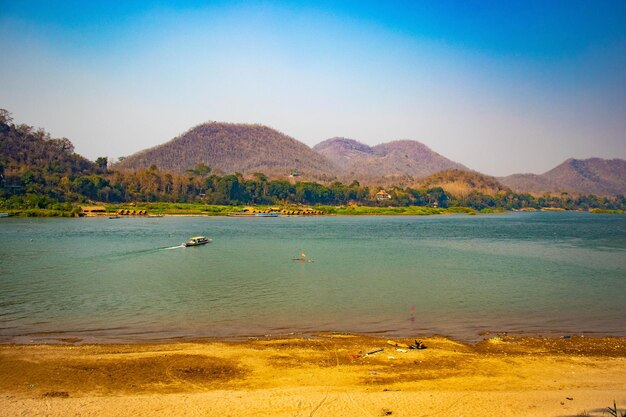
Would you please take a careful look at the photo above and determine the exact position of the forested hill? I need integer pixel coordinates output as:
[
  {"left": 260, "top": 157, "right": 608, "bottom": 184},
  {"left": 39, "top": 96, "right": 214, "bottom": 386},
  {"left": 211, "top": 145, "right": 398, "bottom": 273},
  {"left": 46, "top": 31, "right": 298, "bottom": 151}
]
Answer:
[
  {"left": 501, "top": 158, "right": 626, "bottom": 196},
  {"left": 0, "top": 110, "right": 102, "bottom": 202},
  {"left": 313, "top": 137, "right": 468, "bottom": 183},
  {"left": 116, "top": 122, "right": 339, "bottom": 181}
]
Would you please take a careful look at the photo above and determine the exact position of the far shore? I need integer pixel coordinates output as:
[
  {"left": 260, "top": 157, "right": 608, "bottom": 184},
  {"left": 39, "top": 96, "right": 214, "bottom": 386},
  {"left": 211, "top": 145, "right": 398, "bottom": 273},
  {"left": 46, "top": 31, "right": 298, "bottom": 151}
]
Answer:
[
  {"left": 3, "top": 203, "right": 623, "bottom": 218},
  {"left": 1, "top": 334, "right": 625, "bottom": 417}
]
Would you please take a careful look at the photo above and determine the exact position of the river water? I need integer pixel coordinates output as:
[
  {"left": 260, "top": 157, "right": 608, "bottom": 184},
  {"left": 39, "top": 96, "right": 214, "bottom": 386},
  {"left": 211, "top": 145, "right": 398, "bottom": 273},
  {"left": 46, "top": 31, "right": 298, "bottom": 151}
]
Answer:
[{"left": 1, "top": 212, "right": 624, "bottom": 343}]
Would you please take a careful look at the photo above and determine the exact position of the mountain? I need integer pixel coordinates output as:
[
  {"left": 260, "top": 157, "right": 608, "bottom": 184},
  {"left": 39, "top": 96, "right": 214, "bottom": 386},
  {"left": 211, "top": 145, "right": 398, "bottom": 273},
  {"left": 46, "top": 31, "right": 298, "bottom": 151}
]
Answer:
[
  {"left": 116, "top": 123, "right": 338, "bottom": 181},
  {"left": 112, "top": 120, "right": 625, "bottom": 196},
  {"left": 501, "top": 158, "right": 626, "bottom": 196},
  {"left": 415, "top": 169, "right": 510, "bottom": 196},
  {"left": 0, "top": 112, "right": 103, "bottom": 205},
  {"left": 0, "top": 119, "right": 97, "bottom": 180},
  {"left": 312, "top": 137, "right": 374, "bottom": 167},
  {"left": 313, "top": 137, "right": 469, "bottom": 183}
]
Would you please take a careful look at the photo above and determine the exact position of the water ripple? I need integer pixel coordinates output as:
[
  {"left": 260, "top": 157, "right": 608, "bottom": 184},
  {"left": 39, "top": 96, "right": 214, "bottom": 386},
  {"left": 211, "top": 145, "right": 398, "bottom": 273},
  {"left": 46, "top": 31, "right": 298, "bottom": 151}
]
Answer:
[{"left": 0, "top": 213, "right": 625, "bottom": 342}]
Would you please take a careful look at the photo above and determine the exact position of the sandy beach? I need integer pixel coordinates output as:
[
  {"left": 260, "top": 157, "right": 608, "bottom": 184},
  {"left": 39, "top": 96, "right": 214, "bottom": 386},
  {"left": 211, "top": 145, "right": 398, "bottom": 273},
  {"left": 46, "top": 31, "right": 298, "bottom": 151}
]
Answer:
[{"left": 1, "top": 334, "right": 625, "bottom": 417}]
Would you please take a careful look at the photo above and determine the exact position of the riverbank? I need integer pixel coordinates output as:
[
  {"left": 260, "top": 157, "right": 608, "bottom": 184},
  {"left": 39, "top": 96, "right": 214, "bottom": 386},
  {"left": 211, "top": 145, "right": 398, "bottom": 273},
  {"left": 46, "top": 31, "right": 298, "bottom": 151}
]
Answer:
[
  {"left": 5, "top": 202, "right": 624, "bottom": 218},
  {"left": 0, "top": 201, "right": 529, "bottom": 217},
  {"left": 0, "top": 203, "right": 479, "bottom": 217},
  {"left": 1, "top": 334, "right": 624, "bottom": 417}
]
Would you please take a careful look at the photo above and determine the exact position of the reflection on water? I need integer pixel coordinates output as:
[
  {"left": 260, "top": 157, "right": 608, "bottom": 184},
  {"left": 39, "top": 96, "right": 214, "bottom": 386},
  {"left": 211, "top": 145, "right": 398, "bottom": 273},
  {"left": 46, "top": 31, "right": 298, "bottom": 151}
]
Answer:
[{"left": 0, "top": 212, "right": 625, "bottom": 343}]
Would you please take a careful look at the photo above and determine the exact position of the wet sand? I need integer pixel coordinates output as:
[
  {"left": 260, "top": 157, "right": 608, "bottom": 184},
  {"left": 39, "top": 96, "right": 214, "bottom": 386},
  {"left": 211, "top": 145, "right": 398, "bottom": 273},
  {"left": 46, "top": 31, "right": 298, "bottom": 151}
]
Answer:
[{"left": 1, "top": 334, "right": 625, "bottom": 416}]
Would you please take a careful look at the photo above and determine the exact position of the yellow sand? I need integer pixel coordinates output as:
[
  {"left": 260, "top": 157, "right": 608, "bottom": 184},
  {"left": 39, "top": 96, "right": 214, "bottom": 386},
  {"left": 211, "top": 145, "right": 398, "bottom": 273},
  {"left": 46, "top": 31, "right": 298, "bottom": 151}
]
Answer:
[{"left": 1, "top": 334, "right": 625, "bottom": 416}]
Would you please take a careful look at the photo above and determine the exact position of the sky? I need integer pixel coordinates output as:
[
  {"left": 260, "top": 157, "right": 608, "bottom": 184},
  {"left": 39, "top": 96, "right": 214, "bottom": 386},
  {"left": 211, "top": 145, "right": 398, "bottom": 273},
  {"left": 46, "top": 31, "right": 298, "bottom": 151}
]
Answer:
[{"left": 1, "top": 0, "right": 625, "bottom": 176}]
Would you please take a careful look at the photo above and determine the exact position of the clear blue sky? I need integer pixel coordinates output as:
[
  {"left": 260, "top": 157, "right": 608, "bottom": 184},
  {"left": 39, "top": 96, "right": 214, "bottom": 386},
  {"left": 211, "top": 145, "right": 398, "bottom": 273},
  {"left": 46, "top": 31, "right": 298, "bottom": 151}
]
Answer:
[{"left": 1, "top": 0, "right": 625, "bottom": 176}]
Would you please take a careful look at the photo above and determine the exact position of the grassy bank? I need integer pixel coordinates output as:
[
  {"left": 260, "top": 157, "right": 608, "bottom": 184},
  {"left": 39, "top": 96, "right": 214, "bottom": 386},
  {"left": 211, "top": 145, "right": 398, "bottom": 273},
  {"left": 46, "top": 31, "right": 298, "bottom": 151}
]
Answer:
[
  {"left": 590, "top": 208, "right": 626, "bottom": 214},
  {"left": 104, "top": 202, "right": 242, "bottom": 216},
  {"left": 318, "top": 205, "right": 477, "bottom": 215},
  {"left": 103, "top": 203, "right": 479, "bottom": 216},
  {"left": 1, "top": 208, "right": 81, "bottom": 217},
  {"left": 9, "top": 201, "right": 624, "bottom": 218},
  {"left": 3, "top": 203, "right": 492, "bottom": 217}
]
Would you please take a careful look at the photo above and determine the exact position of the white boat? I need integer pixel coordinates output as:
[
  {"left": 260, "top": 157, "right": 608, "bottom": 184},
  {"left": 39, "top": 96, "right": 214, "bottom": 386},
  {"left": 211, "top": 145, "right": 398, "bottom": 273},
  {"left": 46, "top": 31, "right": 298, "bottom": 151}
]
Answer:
[{"left": 183, "top": 236, "right": 212, "bottom": 247}]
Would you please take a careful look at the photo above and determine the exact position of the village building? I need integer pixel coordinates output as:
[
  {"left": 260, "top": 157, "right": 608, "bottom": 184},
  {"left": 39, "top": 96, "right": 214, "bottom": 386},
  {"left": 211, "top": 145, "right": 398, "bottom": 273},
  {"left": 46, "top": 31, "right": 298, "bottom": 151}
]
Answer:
[
  {"left": 376, "top": 190, "right": 391, "bottom": 201},
  {"left": 80, "top": 206, "right": 106, "bottom": 216}
]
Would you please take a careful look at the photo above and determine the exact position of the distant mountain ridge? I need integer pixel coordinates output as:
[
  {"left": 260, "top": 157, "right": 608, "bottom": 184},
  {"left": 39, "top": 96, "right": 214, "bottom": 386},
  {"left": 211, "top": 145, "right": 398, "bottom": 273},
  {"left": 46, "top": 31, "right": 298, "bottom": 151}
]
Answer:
[
  {"left": 501, "top": 158, "right": 626, "bottom": 196},
  {"left": 313, "top": 137, "right": 468, "bottom": 183},
  {"left": 114, "top": 121, "right": 625, "bottom": 196},
  {"left": 116, "top": 122, "right": 338, "bottom": 181}
]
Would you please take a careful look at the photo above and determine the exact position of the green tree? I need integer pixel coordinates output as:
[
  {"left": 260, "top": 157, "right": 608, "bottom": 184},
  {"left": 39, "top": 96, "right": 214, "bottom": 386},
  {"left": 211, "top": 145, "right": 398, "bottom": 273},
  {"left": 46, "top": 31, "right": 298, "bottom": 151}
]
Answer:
[
  {"left": 95, "top": 157, "right": 108, "bottom": 170},
  {"left": 425, "top": 187, "right": 448, "bottom": 208},
  {"left": 268, "top": 180, "right": 294, "bottom": 202},
  {"left": 186, "top": 163, "right": 212, "bottom": 177},
  {"left": 214, "top": 175, "right": 241, "bottom": 204}
]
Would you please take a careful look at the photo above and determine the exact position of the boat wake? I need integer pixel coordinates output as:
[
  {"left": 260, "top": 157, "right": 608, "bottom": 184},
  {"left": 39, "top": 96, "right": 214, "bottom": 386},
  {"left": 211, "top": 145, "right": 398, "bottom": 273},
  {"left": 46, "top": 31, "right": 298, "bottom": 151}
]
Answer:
[{"left": 162, "top": 245, "right": 185, "bottom": 250}]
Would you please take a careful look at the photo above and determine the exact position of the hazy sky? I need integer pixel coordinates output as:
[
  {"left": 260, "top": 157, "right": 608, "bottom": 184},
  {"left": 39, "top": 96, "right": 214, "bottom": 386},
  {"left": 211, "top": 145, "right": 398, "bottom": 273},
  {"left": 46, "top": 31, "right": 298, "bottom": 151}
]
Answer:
[{"left": 1, "top": 1, "right": 625, "bottom": 176}]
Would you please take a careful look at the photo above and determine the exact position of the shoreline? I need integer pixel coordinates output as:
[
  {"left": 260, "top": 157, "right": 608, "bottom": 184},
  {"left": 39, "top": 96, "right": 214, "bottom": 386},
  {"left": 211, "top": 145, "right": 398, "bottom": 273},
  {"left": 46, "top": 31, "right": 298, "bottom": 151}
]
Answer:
[
  {"left": 3, "top": 207, "right": 624, "bottom": 218},
  {"left": 1, "top": 334, "right": 625, "bottom": 416},
  {"left": 4, "top": 327, "right": 626, "bottom": 346}
]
